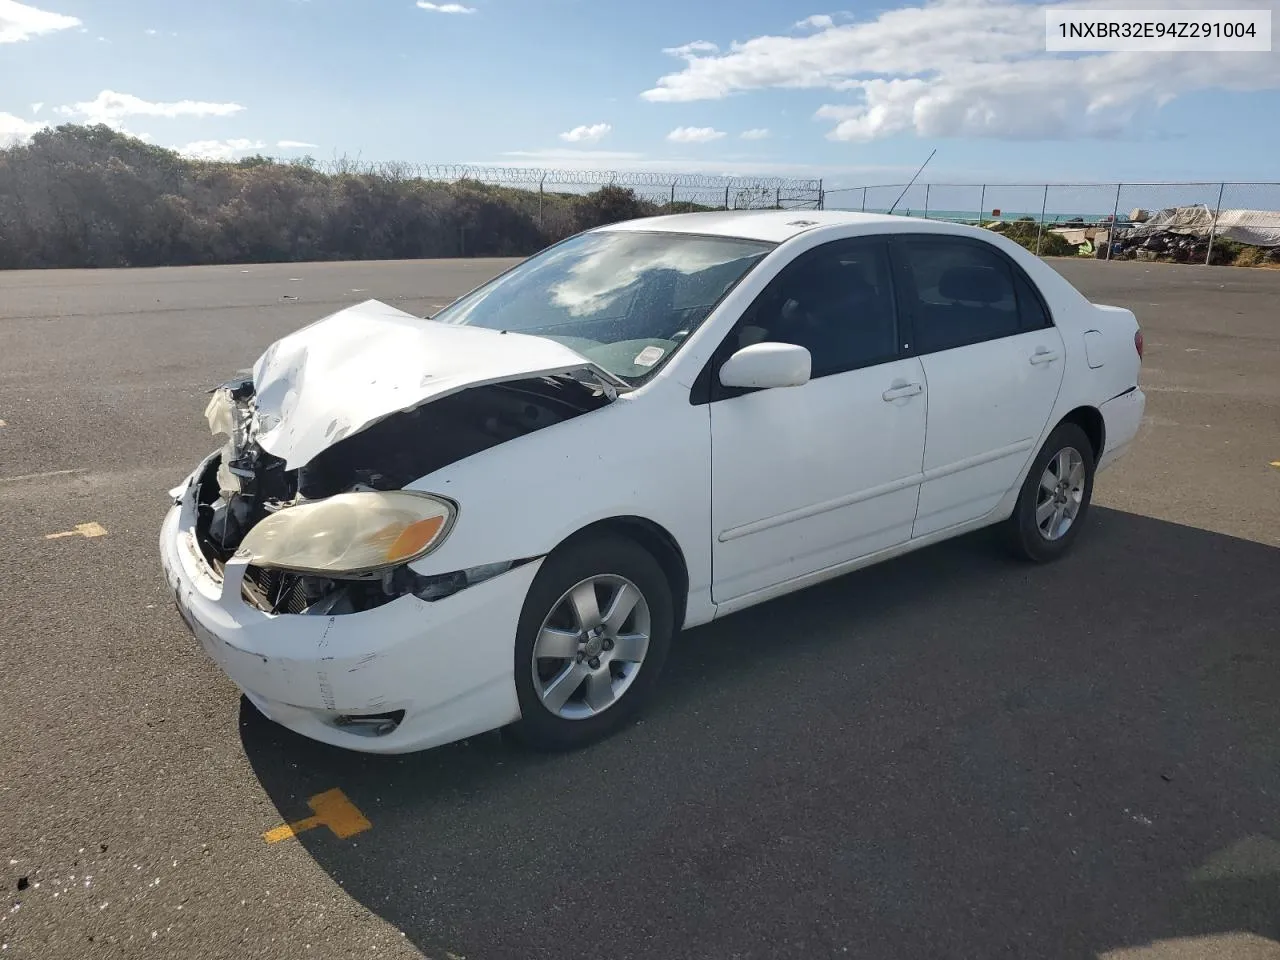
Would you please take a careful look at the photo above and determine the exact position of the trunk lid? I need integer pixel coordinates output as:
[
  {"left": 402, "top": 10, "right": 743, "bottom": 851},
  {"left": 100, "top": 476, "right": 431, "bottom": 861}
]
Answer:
[{"left": 249, "top": 299, "right": 620, "bottom": 468}]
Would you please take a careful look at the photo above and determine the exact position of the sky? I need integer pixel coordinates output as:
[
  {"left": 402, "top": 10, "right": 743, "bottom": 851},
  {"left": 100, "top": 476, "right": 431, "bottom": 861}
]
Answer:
[{"left": 1, "top": 0, "right": 1279, "bottom": 189}]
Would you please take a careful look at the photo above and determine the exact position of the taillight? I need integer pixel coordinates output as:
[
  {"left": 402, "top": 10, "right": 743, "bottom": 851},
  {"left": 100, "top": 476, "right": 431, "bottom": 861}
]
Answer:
[{"left": 1134, "top": 329, "right": 1144, "bottom": 360}]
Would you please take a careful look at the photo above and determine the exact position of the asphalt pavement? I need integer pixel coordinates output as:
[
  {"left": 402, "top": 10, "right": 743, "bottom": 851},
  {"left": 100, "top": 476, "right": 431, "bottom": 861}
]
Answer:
[{"left": 1, "top": 256, "right": 1278, "bottom": 960}]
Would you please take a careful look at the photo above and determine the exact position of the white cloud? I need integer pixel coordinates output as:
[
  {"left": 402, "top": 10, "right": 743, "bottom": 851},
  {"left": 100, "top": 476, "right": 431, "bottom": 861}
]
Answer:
[
  {"left": 0, "top": 0, "right": 80, "bottom": 43},
  {"left": 662, "top": 40, "right": 718, "bottom": 58},
  {"left": 795, "top": 14, "right": 833, "bottom": 30},
  {"left": 277, "top": 139, "right": 318, "bottom": 149},
  {"left": 144, "top": 28, "right": 157, "bottom": 35},
  {"left": 30, "top": 101, "right": 42, "bottom": 114},
  {"left": 559, "top": 122, "right": 612, "bottom": 143},
  {"left": 178, "top": 139, "right": 267, "bottom": 161},
  {"left": 739, "top": 127, "right": 771, "bottom": 140},
  {"left": 0, "top": 111, "right": 47, "bottom": 145},
  {"left": 55, "top": 90, "right": 245, "bottom": 130},
  {"left": 416, "top": 1, "right": 476, "bottom": 12},
  {"left": 667, "top": 125, "right": 727, "bottom": 144},
  {"left": 641, "top": 0, "right": 1280, "bottom": 141}
]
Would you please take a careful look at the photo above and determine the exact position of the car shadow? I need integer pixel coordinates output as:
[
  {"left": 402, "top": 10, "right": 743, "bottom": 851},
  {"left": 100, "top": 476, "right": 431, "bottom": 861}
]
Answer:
[{"left": 241, "top": 507, "right": 1280, "bottom": 960}]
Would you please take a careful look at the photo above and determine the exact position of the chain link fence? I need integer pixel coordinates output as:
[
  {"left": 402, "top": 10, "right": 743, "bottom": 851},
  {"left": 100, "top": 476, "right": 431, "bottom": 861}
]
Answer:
[
  {"left": 292, "top": 158, "right": 825, "bottom": 214},
  {"left": 822, "top": 181, "right": 1280, "bottom": 266}
]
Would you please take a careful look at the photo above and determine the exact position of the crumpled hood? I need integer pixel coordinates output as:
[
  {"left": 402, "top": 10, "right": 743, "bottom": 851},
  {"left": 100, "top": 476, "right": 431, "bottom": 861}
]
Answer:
[{"left": 250, "top": 299, "right": 613, "bottom": 469}]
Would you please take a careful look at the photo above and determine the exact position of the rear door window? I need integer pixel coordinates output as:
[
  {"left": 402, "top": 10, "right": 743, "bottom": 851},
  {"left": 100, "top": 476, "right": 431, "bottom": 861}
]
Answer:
[{"left": 897, "top": 238, "right": 1021, "bottom": 354}]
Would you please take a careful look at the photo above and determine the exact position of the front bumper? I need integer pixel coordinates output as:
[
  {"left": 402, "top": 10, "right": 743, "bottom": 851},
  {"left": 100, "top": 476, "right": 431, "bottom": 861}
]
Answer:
[{"left": 159, "top": 458, "right": 542, "bottom": 754}]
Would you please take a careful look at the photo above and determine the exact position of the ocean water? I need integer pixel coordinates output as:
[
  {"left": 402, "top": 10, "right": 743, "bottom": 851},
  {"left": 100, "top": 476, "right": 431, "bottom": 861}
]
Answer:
[{"left": 834, "top": 207, "right": 1109, "bottom": 224}]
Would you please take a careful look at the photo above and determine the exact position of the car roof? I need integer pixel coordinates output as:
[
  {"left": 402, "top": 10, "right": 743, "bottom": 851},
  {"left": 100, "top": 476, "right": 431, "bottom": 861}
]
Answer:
[{"left": 594, "top": 209, "right": 915, "bottom": 244}]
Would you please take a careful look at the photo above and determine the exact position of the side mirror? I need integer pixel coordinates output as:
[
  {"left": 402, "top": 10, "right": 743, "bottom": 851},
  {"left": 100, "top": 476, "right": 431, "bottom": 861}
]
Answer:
[{"left": 718, "top": 342, "right": 811, "bottom": 390}]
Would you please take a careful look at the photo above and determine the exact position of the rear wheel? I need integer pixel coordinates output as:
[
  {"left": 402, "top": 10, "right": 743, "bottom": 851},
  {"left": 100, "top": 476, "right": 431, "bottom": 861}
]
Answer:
[
  {"left": 507, "top": 534, "right": 674, "bottom": 751},
  {"left": 1004, "top": 422, "right": 1096, "bottom": 563}
]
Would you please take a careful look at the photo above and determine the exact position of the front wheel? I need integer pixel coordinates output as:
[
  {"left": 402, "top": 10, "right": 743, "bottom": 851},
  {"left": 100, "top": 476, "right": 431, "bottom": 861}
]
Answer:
[
  {"left": 1004, "top": 422, "right": 1096, "bottom": 563},
  {"left": 507, "top": 534, "right": 674, "bottom": 751}
]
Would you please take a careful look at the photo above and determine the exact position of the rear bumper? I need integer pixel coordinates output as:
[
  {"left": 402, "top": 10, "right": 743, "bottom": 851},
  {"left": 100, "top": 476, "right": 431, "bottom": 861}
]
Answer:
[
  {"left": 159, "top": 459, "right": 540, "bottom": 754},
  {"left": 1098, "top": 387, "right": 1146, "bottom": 472}
]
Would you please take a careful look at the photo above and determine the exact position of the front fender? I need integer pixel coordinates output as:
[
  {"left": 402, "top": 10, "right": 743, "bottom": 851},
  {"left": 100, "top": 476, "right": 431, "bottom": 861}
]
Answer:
[{"left": 401, "top": 387, "right": 713, "bottom": 609}]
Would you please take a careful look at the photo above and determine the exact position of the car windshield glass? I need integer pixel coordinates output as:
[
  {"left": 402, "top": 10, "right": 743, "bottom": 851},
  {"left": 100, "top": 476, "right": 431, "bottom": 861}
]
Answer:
[{"left": 430, "top": 230, "right": 774, "bottom": 382}]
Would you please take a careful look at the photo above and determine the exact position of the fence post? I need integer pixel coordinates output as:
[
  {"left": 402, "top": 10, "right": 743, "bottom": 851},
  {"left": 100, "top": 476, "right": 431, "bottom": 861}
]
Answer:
[
  {"left": 538, "top": 176, "right": 545, "bottom": 228},
  {"left": 725, "top": 186, "right": 731, "bottom": 210},
  {"left": 1035, "top": 184, "right": 1049, "bottom": 256},
  {"left": 1105, "top": 182, "right": 1121, "bottom": 262},
  {"left": 817, "top": 178, "right": 824, "bottom": 210},
  {"left": 670, "top": 183, "right": 676, "bottom": 209},
  {"left": 924, "top": 184, "right": 930, "bottom": 219},
  {"left": 1205, "top": 181, "right": 1226, "bottom": 266},
  {"left": 861, "top": 186, "right": 867, "bottom": 212},
  {"left": 776, "top": 187, "right": 781, "bottom": 209},
  {"left": 978, "top": 184, "right": 986, "bottom": 226}
]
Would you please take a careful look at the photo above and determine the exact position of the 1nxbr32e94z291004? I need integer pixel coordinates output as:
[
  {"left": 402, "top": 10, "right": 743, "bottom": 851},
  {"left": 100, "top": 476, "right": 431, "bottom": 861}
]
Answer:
[{"left": 159, "top": 210, "right": 1145, "bottom": 755}]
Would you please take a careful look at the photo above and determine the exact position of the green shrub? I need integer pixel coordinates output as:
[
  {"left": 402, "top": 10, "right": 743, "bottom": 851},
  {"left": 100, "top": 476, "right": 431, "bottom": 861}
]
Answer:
[
  {"left": 0, "top": 125, "right": 671, "bottom": 268},
  {"left": 1233, "top": 245, "right": 1267, "bottom": 267},
  {"left": 994, "top": 219, "right": 1077, "bottom": 257}
]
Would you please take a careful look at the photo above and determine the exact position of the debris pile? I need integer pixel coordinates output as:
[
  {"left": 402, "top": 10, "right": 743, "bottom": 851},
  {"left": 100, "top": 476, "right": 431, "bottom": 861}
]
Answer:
[{"left": 1038, "top": 204, "right": 1280, "bottom": 265}]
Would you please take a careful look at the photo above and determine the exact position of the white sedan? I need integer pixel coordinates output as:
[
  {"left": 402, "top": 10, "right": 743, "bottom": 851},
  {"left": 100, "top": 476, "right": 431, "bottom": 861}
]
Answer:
[{"left": 160, "top": 210, "right": 1145, "bottom": 754}]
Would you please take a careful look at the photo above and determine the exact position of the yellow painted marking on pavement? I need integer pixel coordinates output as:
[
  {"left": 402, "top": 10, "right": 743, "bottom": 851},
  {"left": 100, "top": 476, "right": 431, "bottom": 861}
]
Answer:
[
  {"left": 44, "top": 522, "right": 108, "bottom": 540},
  {"left": 263, "top": 788, "right": 371, "bottom": 844},
  {"left": 1270, "top": 461, "right": 1280, "bottom": 468},
  {"left": 263, "top": 817, "right": 320, "bottom": 844}
]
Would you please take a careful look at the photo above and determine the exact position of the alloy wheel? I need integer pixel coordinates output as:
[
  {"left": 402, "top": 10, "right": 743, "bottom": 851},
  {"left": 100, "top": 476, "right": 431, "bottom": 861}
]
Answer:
[
  {"left": 531, "top": 574, "right": 652, "bottom": 720},
  {"left": 1036, "top": 446, "right": 1086, "bottom": 541}
]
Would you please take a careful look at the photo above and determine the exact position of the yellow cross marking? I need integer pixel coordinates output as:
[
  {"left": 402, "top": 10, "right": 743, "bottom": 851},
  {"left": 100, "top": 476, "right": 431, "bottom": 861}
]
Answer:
[
  {"left": 45, "top": 522, "right": 108, "bottom": 540},
  {"left": 264, "top": 788, "right": 371, "bottom": 844}
]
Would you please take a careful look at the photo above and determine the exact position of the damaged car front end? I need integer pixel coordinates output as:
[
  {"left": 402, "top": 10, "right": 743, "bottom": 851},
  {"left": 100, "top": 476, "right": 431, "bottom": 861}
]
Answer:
[
  {"left": 194, "top": 371, "right": 604, "bottom": 617},
  {"left": 160, "top": 298, "right": 623, "bottom": 752},
  {"left": 162, "top": 227, "right": 776, "bottom": 754}
]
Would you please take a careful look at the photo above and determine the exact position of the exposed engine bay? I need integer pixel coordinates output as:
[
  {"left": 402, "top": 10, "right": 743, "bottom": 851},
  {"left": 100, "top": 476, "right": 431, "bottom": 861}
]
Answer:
[{"left": 193, "top": 373, "right": 612, "bottom": 615}]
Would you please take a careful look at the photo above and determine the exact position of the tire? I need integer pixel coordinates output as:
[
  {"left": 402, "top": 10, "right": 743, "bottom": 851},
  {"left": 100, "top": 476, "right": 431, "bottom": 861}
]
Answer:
[
  {"left": 506, "top": 534, "right": 674, "bottom": 751},
  {"left": 1004, "top": 422, "right": 1096, "bottom": 563}
]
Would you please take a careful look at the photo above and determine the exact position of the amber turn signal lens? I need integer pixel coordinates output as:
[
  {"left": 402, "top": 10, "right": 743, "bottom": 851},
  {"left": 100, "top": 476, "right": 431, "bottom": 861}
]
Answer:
[{"left": 386, "top": 515, "right": 446, "bottom": 562}]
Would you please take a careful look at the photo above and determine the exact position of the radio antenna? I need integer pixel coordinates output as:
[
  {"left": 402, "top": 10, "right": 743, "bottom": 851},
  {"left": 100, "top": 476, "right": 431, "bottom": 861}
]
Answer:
[{"left": 887, "top": 148, "right": 937, "bottom": 215}]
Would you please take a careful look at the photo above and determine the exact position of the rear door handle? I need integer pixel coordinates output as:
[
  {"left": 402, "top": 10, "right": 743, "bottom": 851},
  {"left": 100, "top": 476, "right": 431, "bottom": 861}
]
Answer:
[
  {"left": 1030, "top": 349, "right": 1061, "bottom": 365},
  {"left": 882, "top": 382, "right": 923, "bottom": 401}
]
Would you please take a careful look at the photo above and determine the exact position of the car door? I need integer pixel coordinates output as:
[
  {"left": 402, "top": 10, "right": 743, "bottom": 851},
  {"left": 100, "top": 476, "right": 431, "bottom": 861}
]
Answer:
[
  {"left": 891, "top": 235, "right": 1066, "bottom": 540},
  {"left": 700, "top": 237, "right": 928, "bottom": 604}
]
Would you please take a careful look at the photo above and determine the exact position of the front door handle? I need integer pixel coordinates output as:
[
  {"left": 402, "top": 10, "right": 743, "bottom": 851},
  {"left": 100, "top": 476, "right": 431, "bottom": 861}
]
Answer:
[
  {"left": 1030, "top": 349, "right": 1061, "bottom": 365},
  {"left": 882, "top": 382, "right": 923, "bottom": 401}
]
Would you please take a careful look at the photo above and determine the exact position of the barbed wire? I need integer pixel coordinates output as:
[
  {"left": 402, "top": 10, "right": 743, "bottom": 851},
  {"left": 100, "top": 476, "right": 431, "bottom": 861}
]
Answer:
[{"left": 291, "top": 158, "right": 823, "bottom": 192}]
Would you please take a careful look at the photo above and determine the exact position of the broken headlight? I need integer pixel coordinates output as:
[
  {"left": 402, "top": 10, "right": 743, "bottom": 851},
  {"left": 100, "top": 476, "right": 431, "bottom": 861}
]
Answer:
[{"left": 235, "top": 490, "right": 457, "bottom": 575}]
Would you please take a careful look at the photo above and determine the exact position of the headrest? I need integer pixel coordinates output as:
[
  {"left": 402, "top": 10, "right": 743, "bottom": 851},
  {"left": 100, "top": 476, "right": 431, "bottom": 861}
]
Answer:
[
  {"left": 793, "top": 261, "right": 875, "bottom": 300},
  {"left": 938, "top": 265, "right": 1006, "bottom": 304}
]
